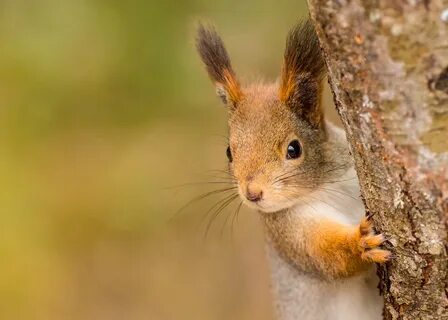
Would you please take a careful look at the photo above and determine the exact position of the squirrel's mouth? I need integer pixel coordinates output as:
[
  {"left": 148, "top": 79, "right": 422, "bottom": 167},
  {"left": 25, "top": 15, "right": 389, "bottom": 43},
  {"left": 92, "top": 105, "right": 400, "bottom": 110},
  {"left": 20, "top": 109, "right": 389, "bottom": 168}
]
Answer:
[
  {"left": 237, "top": 189, "right": 302, "bottom": 213},
  {"left": 242, "top": 198, "right": 263, "bottom": 209},
  {"left": 240, "top": 195, "right": 290, "bottom": 213},
  {"left": 237, "top": 191, "right": 265, "bottom": 211},
  {"left": 237, "top": 183, "right": 297, "bottom": 213}
]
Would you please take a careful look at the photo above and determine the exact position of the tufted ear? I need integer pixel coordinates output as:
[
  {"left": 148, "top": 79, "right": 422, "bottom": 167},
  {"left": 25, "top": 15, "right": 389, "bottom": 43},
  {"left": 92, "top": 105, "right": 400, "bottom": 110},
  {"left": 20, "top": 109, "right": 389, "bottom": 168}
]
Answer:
[
  {"left": 279, "top": 20, "right": 326, "bottom": 128},
  {"left": 196, "top": 24, "right": 243, "bottom": 108}
]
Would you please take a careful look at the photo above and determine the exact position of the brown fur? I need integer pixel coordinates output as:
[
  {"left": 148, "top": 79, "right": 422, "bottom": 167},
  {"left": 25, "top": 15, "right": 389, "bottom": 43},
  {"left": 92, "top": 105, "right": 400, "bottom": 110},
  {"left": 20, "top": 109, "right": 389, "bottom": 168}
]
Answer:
[
  {"left": 263, "top": 213, "right": 390, "bottom": 280},
  {"left": 280, "top": 21, "right": 326, "bottom": 128},
  {"left": 196, "top": 20, "right": 390, "bottom": 280},
  {"left": 221, "top": 68, "right": 243, "bottom": 103},
  {"left": 196, "top": 24, "right": 242, "bottom": 105}
]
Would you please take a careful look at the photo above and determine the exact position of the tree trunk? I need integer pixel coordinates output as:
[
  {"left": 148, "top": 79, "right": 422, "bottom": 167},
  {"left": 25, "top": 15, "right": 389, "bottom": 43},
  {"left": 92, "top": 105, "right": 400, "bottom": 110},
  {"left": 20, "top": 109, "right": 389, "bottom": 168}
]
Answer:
[{"left": 307, "top": 1, "right": 448, "bottom": 319}]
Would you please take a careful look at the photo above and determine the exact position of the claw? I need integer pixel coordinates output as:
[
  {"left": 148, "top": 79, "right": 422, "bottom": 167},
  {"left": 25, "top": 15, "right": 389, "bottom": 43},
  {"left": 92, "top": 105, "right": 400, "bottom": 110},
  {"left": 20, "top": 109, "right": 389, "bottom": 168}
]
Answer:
[
  {"left": 357, "top": 217, "right": 391, "bottom": 264},
  {"left": 360, "top": 234, "right": 385, "bottom": 249},
  {"left": 359, "top": 217, "right": 373, "bottom": 236},
  {"left": 362, "top": 249, "right": 392, "bottom": 263}
]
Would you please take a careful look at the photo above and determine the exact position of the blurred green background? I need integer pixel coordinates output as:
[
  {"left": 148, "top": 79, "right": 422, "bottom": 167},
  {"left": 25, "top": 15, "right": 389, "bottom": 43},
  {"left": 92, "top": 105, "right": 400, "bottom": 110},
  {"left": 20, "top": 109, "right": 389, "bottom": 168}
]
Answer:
[{"left": 0, "top": 1, "right": 335, "bottom": 319}]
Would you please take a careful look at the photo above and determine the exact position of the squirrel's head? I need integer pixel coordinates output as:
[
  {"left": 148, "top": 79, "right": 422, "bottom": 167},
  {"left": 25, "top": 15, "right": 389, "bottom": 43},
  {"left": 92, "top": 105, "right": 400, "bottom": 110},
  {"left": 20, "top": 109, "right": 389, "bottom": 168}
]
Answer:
[{"left": 196, "top": 21, "right": 340, "bottom": 213}]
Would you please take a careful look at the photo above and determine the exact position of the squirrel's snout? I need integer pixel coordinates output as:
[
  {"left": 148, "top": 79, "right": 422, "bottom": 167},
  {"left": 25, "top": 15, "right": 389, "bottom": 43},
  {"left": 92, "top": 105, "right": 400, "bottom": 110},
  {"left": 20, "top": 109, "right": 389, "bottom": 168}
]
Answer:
[
  {"left": 246, "top": 187, "right": 263, "bottom": 203},
  {"left": 239, "top": 174, "right": 266, "bottom": 204}
]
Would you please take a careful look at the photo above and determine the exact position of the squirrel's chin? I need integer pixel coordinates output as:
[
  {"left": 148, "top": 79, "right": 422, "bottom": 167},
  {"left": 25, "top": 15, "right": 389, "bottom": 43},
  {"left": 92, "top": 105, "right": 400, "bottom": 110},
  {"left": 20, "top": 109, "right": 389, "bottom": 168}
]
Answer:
[{"left": 243, "top": 199, "right": 293, "bottom": 213}]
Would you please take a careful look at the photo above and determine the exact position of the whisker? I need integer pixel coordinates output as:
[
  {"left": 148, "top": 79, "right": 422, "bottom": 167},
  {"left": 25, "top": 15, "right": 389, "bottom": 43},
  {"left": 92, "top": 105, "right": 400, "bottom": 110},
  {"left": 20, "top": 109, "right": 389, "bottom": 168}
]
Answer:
[
  {"left": 204, "top": 193, "right": 239, "bottom": 239},
  {"left": 315, "top": 187, "right": 359, "bottom": 200},
  {"left": 281, "top": 182, "right": 358, "bottom": 200},
  {"left": 294, "top": 195, "right": 318, "bottom": 213},
  {"left": 231, "top": 200, "right": 244, "bottom": 238},
  {"left": 199, "top": 192, "right": 237, "bottom": 229},
  {"left": 320, "top": 163, "right": 349, "bottom": 175},
  {"left": 164, "top": 181, "right": 235, "bottom": 190},
  {"left": 221, "top": 196, "right": 241, "bottom": 238},
  {"left": 318, "top": 177, "right": 357, "bottom": 184},
  {"left": 283, "top": 193, "right": 318, "bottom": 214},
  {"left": 303, "top": 191, "right": 344, "bottom": 212},
  {"left": 273, "top": 167, "right": 301, "bottom": 183},
  {"left": 275, "top": 162, "right": 349, "bottom": 185},
  {"left": 170, "top": 186, "right": 238, "bottom": 222},
  {"left": 202, "top": 169, "right": 233, "bottom": 176}
]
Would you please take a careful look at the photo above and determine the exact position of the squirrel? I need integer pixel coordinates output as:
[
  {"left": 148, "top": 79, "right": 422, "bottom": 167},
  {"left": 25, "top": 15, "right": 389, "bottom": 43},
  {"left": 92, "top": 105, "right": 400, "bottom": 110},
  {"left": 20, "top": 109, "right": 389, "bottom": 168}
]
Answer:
[{"left": 196, "top": 20, "right": 391, "bottom": 320}]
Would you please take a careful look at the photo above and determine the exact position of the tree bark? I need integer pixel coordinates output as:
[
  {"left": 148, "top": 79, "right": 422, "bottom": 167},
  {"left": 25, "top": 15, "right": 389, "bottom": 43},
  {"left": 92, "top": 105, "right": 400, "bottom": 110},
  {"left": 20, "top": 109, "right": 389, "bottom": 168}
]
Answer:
[{"left": 307, "top": 1, "right": 448, "bottom": 319}]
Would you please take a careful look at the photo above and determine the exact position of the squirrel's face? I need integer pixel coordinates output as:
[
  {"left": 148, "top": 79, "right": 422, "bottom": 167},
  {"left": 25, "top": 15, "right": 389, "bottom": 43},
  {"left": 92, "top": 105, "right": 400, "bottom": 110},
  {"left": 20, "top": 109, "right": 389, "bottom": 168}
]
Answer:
[
  {"left": 197, "top": 21, "right": 328, "bottom": 213},
  {"left": 226, "top": 85, "right": 327, "bottom": 212}
]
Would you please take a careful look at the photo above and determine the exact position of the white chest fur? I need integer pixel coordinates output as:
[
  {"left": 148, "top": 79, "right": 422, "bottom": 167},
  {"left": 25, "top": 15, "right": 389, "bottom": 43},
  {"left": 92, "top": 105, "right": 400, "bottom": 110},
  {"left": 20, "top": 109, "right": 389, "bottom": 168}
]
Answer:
[
  {"left": 266, "top": 169, "right": 383, "bottom": 320},
  {"left": 303, "top": 168, "right": 365, "bottom": 223},
  {"left": 268, "top": 246, "right": 383, "bottom": 320}
]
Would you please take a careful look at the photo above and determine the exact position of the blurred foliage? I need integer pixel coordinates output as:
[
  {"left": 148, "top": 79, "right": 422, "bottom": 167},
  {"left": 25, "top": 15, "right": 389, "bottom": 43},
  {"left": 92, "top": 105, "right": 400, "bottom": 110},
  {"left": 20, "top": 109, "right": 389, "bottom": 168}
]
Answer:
[{"left": 0, "top": 0, "right": 315, "bottom": 319}]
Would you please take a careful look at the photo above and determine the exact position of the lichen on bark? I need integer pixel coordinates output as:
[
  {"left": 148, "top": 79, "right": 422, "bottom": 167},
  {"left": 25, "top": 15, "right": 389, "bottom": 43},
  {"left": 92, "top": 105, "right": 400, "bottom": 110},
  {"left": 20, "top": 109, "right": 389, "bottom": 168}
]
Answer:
[{"left": 307, "top": 0, "right": 448, "bottom": 319}]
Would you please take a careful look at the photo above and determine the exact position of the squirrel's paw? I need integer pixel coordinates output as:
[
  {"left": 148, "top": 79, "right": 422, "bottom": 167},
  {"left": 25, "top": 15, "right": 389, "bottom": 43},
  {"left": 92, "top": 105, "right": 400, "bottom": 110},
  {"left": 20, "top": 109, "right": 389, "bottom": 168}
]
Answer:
[{"left": 358, "top": 217, "right": 391, "bottom": 264}]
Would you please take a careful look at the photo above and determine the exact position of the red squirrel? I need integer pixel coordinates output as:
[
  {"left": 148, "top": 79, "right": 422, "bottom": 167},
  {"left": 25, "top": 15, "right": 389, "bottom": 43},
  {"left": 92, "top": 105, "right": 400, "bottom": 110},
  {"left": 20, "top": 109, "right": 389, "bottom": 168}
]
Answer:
[{"left": 196, "top": 20, "right": 391, "bottom": 320}]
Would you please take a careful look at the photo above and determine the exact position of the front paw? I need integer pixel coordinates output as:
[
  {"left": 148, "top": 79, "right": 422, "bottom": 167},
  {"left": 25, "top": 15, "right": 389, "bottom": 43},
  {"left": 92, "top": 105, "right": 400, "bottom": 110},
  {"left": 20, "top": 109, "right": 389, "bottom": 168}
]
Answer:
[{"left": 358, "top": 217, "right": 391, "bottom": 263}]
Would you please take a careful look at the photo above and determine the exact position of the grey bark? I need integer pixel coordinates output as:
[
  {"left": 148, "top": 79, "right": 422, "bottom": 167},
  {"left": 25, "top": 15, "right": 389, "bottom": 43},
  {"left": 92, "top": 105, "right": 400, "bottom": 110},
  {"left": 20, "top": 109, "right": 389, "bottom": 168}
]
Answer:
[{"left": 307, "top": 1, "right": 448, "bottom": 319}]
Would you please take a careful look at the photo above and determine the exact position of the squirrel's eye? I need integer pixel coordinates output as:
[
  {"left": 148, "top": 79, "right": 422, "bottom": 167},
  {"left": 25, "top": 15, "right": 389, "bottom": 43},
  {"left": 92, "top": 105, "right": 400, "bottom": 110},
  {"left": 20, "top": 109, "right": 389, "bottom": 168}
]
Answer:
[
  {"left": 286, "top": 140, "right": 302, "bottom": 160},
  {"left": 226, "top": 146, "right": 233, "bottom": 162}
]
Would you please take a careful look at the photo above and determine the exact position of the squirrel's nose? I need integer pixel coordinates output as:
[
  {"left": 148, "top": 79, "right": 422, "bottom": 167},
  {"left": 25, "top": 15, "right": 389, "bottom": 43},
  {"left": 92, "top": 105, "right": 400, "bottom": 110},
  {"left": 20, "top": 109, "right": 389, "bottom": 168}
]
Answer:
[{"left": 246, "top": 187, "right": 263, "bottom": 202}]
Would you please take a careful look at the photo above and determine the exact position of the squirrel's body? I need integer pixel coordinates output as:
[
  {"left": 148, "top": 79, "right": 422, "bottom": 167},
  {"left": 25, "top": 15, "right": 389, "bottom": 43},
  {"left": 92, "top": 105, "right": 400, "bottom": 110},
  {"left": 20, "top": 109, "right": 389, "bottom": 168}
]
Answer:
[
  {"left": 264, "top": 122, "right": 383, "bottom": 320},
  {"left": 268, "top": 246, "right": 382, "bottom": 320},
  {"left": 196, "top": 20, "right": 390, "bottom": 319}
]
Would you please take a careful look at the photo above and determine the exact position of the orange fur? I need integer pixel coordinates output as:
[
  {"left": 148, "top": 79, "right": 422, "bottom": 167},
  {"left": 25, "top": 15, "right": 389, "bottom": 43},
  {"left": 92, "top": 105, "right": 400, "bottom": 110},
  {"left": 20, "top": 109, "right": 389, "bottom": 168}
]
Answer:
[
  {"left": 279, "top": 68, "right": 296, "bottom": 102},
  {"left": 307, "top": 217, "right": 390, "bottom": 278},
  {"left": 197, "top": 21, "right": 391, "bottom": 286},
  {"left": 222, "top": 68, "right": 243, "bottom": 103}
]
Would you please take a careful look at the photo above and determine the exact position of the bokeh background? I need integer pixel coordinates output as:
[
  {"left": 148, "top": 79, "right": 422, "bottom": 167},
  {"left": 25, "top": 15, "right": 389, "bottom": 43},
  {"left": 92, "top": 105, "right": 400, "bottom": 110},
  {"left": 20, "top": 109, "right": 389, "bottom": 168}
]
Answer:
[{"left": 0, "top": 1, "right": 338, "bottom": 319}]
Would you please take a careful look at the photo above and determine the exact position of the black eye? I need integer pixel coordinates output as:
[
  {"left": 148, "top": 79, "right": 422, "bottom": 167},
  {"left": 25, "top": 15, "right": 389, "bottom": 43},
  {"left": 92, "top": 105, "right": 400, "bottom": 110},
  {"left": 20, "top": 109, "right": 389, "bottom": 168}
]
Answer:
[
  {"left": 226, "top": 146, "right": 233, "bottom": 162},
  {"left": 286, "top": 140, "right": 302, "bottom": 160}
]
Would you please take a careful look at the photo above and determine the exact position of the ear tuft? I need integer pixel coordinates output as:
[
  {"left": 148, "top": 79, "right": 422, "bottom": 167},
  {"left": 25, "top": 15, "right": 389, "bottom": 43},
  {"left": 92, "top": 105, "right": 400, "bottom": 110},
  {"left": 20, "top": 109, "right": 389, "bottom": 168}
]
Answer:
[
  {"left": 280, "top": 20, "right": 325, "bottom": 101},
  {"left": 196, "top": 24, "right": 243, "bottom": 106},
  {"left": 280, "top": 20, "right": 326, "bottom": 126}
]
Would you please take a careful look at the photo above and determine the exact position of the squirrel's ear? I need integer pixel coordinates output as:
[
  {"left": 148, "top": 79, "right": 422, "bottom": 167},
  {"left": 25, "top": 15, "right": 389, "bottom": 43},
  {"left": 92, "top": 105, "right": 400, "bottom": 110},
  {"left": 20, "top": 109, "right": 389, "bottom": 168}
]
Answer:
[
  {"left": 279, "top": 20, "right": 326, "bottom": 128},
  {"left": 196, "top": 24, "right": 243, "bottom": 107}
]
